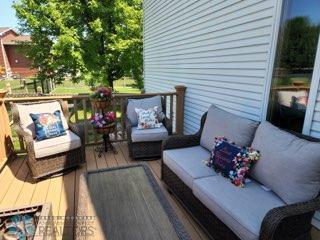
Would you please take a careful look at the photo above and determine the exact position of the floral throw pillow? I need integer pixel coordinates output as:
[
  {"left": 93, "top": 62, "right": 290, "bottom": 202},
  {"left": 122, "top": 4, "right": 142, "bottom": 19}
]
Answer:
[
  {"left": 204, "top": 137, "right": 260, "bottom": 187},
  {"left": 30, "top": 110, "right": 66, "bottom": 141},
  {"left": 135, "top": 106, "right": 162, "bottom": 130}
]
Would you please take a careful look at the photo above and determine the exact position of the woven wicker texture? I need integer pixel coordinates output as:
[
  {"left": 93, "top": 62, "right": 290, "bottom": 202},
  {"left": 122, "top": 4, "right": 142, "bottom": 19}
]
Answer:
[
  {"left": 125, "top": 96, "right": 172, "bottom": 159},
  {"left": 161, "top": 112, "right": 320, "bottom": 240},
  {"left": 12, "top": 100, "right": 86, "bottom": 179}
]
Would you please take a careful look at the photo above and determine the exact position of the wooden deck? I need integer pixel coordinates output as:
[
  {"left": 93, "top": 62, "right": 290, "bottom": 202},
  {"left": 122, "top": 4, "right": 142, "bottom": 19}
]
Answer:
[{"left": 0, "top": 143, "right": 209, "bottom": 240}]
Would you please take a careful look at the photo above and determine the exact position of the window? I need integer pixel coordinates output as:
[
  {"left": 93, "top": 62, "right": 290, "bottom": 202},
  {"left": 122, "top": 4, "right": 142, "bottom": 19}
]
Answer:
[{"left": 267, "top": 0, "right": 320, "bottom": 133}]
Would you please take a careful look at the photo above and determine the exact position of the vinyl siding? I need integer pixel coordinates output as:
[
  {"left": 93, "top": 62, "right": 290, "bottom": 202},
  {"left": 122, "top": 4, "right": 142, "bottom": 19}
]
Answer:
[
  {"left": 310, "top": 83, "right": 320, "bottom": 228},
  {"left": 310, "top": 87, "right": 320, "bottom": 138},
  {"left": 144, "top": 0, "right": 279, "bottom": 134}
]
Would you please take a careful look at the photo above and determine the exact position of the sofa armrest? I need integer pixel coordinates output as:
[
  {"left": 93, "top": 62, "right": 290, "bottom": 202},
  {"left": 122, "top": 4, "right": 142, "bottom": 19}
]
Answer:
[
  {"left": 125, "top": 117, "right": 132, "bottom": 142},
  {"left": 69, "top": 122, "right": 85, "bottom": 144},
  {"left": 162, "top": 112, "right": 206, "bottom": 151},
  {"left": 260, "top": 196, "right": 320, "bottom": 240},
  {"left": 163, "top": 117, "right": 172, "bottom": 135},
  {"left": 14, "top": 123, "right": 35, "bottom": 159},
  {"left": 162, "top": 133, "right": 201, "bottom": 151},
  {"left": 69, "top": 122, "right": 86, "bottom": 163}
]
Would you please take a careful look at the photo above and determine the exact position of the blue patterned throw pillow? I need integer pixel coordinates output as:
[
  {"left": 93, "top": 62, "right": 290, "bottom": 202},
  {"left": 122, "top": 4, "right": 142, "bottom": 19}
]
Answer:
[
  {"left": 205, "top": 137, "right": 260, "bottom": 187},
  {"left": 30, "top": 110, "right": 66, "bottom": 141}
]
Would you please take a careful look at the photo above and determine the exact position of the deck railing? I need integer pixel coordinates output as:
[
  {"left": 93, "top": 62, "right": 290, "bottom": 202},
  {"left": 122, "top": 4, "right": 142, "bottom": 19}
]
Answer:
[{"left": 0, "top": 85, "right": 186, "bottom": 158}]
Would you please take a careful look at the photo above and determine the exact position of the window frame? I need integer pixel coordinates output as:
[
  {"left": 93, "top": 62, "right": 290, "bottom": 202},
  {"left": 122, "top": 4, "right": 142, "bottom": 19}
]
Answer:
[{"left": 263, "top": 0, "right": 320, "bottom": 135}]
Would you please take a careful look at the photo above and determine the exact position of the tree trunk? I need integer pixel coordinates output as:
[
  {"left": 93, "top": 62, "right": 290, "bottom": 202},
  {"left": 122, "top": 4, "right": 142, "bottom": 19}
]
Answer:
[
  {"left": 46, "top": 79, "right": 50, "bottom": 93},
  {"left": 107, "top": 71, "right": 114, "bottom": 89},
  {"left": 109, "top": 79, "right": 114, "bottom": 89},
  {"left": 41, "top": 78, "right": 45, "bottom": 93}
]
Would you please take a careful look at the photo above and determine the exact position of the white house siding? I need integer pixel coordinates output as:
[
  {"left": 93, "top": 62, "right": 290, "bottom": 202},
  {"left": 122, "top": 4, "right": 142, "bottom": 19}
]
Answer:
[
  {"left": 311, "top": 88, "right": 320, "bottom": 227},
  {"left": 310, "top": 88, "right": 320, "bottom": 138},
  {"left": 144, "top": 0, "right": 280, "bottom": 134}
]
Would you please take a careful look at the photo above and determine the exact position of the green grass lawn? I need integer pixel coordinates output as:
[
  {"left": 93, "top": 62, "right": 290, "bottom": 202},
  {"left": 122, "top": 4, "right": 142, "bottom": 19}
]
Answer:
[
  {"left": 0, "top": 78, "right": 37, "bottom": 94},
  {"left": 50, "top": 81, "right": 91, "bottom": 94},
  {"left": 1, "top": 77, "right": 141, "bottom": 95},
  {"left": 49, "top": 78, "right": 141, "bottom": 94}
]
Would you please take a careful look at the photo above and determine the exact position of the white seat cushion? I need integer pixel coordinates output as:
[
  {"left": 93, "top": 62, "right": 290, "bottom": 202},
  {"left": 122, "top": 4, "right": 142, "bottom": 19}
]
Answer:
[
  {"left": 193, "top": 176, "right": 285, "bottom": 240},
  {"left": 163, "top": 146, "right": 215, "bottom": 188},
  {"left": 16, "top": 101, "right": 69, "bottom": 138},
  {"left": 34, "top": 130, "right": 81, "bottom": 158},
  {"left": 131, "top": 126, "right": 168, "bottom": 142}
]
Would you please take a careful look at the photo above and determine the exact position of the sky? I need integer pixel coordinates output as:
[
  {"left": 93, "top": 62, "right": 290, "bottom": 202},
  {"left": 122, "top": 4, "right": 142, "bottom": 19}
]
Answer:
[
  {"left": 0, "top": 0, "right": 18, "bottom": 29},
  {"left": 290, "top": 0, "right": 320, "bottom": 24},
  {"left": 0, "top": 0, "right": 320, "bottom": 30}
]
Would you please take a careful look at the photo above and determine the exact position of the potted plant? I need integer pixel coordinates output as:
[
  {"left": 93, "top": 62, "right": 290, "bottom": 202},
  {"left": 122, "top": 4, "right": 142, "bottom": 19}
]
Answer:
[
  {"left": 90, "top": 111, "right": 116, "bottom": 134},
  {"left": 90, "top": 87, "right": 113, "bottom": 109}
]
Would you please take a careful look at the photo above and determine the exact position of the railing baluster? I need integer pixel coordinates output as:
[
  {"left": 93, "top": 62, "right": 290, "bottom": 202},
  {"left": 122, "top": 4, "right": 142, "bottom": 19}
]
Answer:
[
  {"left": 112, "top": 98, "right": 118, "bottom": 141},
  {"left": 170, "top": 94, "right": 174, "bottom": 130},
  {"left": 120, "top": 97, "right": 126, "bottom": 140},
  {"left": 82, "top": 99, "right": 89, "bottom": 144},
  {"left": 73, "top": 99, "right": 78, "bottom": 123},
  {"left": 164, "top": 95, "right": 167, "bottom": 117},
  {"left": 92, "top": 101, "right": 98, "bottom": 144},
  {"left": 18, "top": 136, "right": 25, "bottom": 151}
]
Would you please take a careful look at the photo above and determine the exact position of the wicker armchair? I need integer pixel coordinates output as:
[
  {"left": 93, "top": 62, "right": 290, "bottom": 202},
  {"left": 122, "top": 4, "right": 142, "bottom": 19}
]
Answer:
[
  {"left": 125, "top": 96, "right": 172, "bottom": 159},
  {"left": 162, "top": 112, "right": 320, "bottom": 240},
  {"left": 12, "top": 100, "right": 86, "bottom": 179}
]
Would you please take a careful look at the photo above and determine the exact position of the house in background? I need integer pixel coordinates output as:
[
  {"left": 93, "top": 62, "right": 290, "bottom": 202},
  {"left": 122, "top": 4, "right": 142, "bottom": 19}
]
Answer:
[
  {"left": 0, "top": 27, "right": 37, "bottom": 78},
  {"left": 143, "top": 0, "right": 320, "bottom": 230}
]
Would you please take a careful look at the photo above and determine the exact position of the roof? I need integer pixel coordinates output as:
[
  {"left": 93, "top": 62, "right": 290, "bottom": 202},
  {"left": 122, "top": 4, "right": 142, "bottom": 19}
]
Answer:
[
  {"left": 2, "top": 35, "right": 31, "bottom": 45},
  {"left": 0, "top": 27, "right": 14, "bottom": 35}
]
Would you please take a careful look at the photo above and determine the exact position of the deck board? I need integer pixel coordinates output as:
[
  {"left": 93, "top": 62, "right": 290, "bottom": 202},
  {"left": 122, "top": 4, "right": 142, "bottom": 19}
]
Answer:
[
  {"left": 0, "top": 156, "right": 25, "bottom": 204},
  {"left": 0, "top": 142, "right": 209, "bottom": 240},
  {"left": 15, "top": 173, "right": 36, "bottom": 207}
]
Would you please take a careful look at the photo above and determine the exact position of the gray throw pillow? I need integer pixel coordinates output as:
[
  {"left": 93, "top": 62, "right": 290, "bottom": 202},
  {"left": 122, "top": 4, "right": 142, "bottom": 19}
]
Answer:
[
  {"left": 250, "top": 121, "right": 320, "bottom": 204},
  {"left": 127, "top": 96, "right": 165, "bottom": 126},
  {"left": 200, "top": 105, "right": 258, "bottom": 151}
]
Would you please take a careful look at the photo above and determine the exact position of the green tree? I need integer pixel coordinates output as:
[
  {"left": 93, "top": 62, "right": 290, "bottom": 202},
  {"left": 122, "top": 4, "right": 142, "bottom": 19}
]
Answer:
[
  {"left": 280, "top": 17, "right": 320, "bottom": 70},
  {"left": 13, "top": 0, "right": 143, "bottom": 91}
]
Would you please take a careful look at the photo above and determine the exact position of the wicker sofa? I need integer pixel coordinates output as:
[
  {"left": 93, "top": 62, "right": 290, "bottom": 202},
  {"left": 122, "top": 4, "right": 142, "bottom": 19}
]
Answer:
[
  {"left": 12, "top": 100, "right": 86, "bottom": 179},
  {"left": 162, "top": 105, "right": 320, "bottom": 240}
]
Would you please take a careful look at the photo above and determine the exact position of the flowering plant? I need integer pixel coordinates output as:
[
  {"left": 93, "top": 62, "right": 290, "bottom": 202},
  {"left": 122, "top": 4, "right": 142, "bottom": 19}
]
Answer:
[
  {"left": 204, "top": 137, "right": 260, "bottom": 187},
  {"left": 90, "top": 112, "right": 116, "bottom": 128},
  {"left": 90, "top": 87, "right": 113, "bottom": 102}
]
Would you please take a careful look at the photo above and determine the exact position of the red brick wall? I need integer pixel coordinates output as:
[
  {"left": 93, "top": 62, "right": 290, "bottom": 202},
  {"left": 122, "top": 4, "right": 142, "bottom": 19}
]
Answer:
[
  {"left": 1, "top": 30, "right": 18, "bottom": 42},
  {"left": 0, "top": 40, "right": 5, "bottom": 67},
  {"left": 1, "top": 30, "right": 37, "bottom": 77},
  {"left": 4, "top": 45, "right": 36, "bottom": 77}
]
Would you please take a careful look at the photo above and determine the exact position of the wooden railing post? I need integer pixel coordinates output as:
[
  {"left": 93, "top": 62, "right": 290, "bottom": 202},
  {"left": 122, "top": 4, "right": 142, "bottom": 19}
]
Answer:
[
  {"left": 0, "top": 91, "right": 15, "bottom": 168},
  {"left": 175, "top": 85, "right": 186, "bottom": 135}
]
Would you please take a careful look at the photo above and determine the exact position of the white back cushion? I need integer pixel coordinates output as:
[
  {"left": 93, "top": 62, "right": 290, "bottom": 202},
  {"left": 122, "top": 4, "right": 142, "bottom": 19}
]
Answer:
[
  {"left": 16, "top": 101, "right": 69, "bottom": 138},
  {"left": 127, "top": 96, "right": 165, "bottom": 126},
  {"left": 200, "top": 105, "right": 258, "bottom": 151}
]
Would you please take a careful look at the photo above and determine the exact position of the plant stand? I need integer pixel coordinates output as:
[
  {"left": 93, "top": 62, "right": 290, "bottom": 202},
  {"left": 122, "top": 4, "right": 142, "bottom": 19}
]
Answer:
[
  {"left": 91, "top": 89, "right": 117, "bottom": 158},
  {"left": 95, "top": 133, "right": 118, "bottom": 157},
  {"left": 104, "top": 133, "right": 117, "bottom": 153},
  {"left": 93, "top": 123, "right": 118, "bottom": 157}
]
